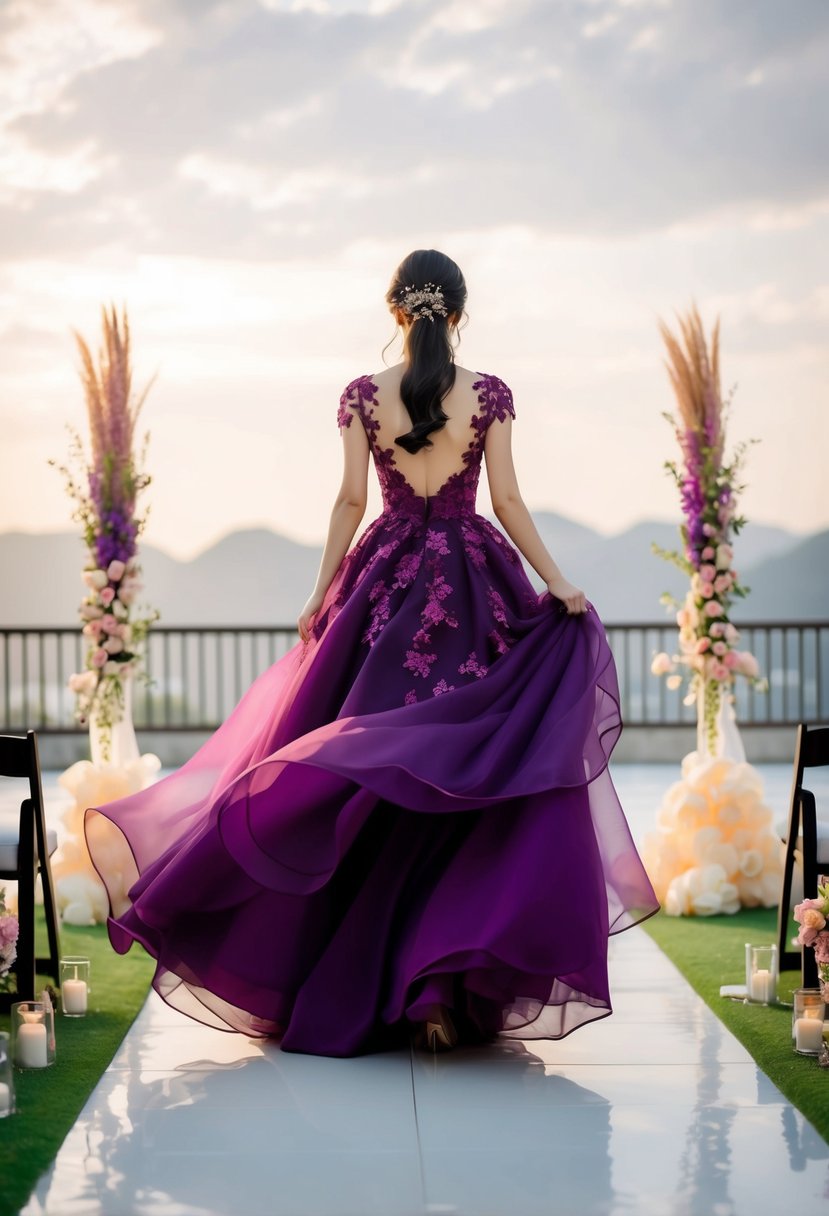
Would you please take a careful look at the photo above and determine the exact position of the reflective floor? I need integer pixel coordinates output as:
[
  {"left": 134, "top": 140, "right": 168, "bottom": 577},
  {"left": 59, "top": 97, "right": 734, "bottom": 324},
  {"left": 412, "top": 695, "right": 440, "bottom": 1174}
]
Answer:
[{"left": 12, "top": 766, "right": 829, "bottom": 1215}]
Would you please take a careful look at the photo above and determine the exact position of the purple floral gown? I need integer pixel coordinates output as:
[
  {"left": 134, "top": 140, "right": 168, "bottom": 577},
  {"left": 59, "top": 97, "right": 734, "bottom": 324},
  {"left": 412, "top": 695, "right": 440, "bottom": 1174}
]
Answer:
[{"left": 86, "top": 373, "right": 658, "bottom": 1056}]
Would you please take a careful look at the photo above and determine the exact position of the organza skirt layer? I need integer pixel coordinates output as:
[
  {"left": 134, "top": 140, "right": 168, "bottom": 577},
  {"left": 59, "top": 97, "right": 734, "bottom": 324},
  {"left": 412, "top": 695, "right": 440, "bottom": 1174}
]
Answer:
[{"left": 86, "top": 507, "right": 658, "bottom": 1056}]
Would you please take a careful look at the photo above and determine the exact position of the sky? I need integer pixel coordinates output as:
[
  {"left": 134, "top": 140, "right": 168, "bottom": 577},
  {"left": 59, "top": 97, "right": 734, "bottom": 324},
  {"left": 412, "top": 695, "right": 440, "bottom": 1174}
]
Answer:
[{"left": 0, "top": 0, "right": 827, "bottom": 559}]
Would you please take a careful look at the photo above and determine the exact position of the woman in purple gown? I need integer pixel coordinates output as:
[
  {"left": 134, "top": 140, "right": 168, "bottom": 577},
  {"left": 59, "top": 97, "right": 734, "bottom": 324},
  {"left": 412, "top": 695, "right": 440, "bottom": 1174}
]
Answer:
[{"left": 86, "top": 249, "right": 658, "bottom": 1057}]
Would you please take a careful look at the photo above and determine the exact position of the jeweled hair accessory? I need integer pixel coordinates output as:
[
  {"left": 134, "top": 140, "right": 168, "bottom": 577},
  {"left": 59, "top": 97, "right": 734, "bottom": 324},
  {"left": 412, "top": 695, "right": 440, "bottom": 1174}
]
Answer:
[{"left": 397, "top": 283, "right": 448, "bottom": 323}]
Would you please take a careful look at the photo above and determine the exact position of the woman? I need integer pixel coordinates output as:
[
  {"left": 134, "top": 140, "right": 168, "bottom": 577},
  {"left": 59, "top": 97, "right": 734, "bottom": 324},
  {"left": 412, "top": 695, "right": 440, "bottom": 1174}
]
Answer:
[{"left": 86, "top": 249, "right": 658, "bottom": 1057}]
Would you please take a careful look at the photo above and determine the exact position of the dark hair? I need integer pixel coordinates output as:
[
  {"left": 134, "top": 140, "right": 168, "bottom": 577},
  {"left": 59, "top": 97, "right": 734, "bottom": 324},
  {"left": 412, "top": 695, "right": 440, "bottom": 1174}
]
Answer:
[{"left": 385, "top": 249, "right": 467, "bottom": 454}]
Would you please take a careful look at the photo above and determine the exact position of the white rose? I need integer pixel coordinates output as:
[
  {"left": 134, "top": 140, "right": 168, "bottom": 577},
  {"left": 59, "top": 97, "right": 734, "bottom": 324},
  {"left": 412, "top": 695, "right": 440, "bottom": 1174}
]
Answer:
[
  {"left": 650, "top": 652, "right": 674, "bottom": 676},
  {"left": 715, "top": 544, "right": 733, "bottom": 571},
  {"left": 103, "top": 660, "right": 121, "bottom": 676},
  {"left": 80, "top": 603, "right": 104, "bottom": 620},
  {"left": 112, "top": 599, "right": 129, "bottom": 620},
  {"left": 83, "top": 568, "right": 108, "bottom": 590},
  {"left": 103, "top": 636, "right": 124, "bottom": 655}
]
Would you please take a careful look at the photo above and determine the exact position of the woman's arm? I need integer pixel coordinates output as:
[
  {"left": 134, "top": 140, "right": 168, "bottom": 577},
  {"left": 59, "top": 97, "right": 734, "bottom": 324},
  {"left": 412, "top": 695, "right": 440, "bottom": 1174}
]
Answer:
[
  {"left": 484, "top": 415, "right": 588, "bottom": 614},
  {"left": 297, "top": 414, "right": 370, "bottom": 641}
]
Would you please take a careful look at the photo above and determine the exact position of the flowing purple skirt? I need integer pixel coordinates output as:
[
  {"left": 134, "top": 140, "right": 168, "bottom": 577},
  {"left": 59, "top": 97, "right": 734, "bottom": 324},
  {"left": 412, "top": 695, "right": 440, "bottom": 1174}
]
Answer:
[{"left": 86, "top": 505, "right": 658, "bottom": 1056}]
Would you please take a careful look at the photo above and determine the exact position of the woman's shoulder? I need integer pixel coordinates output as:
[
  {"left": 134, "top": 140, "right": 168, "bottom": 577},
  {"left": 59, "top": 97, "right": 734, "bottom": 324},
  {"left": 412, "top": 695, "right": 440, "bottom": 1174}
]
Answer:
[{"left": 465, "top": 369, "right": 516, "bottom": 422}]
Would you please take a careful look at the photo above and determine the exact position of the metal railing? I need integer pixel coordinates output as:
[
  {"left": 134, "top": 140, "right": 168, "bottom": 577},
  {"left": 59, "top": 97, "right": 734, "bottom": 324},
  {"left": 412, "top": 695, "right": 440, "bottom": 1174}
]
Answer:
[{"left": 1, "top": 621, "right": 827, "bottom": 735}]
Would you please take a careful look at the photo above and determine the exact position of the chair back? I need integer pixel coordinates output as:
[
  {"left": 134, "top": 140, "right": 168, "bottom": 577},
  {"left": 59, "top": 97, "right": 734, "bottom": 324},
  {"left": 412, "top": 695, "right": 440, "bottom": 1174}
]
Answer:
[{"left": 0, "top": 732, "right": 47, "bottom": 838}]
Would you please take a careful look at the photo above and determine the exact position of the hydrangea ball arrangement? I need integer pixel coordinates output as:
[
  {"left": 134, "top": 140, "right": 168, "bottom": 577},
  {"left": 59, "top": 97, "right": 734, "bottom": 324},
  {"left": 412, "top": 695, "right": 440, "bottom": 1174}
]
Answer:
[
  {"left": 650, "top": 305, "right": 766, "bottom": 756},
  {"left": 51, "top": 306, "right": 158, "bottom": 762}
]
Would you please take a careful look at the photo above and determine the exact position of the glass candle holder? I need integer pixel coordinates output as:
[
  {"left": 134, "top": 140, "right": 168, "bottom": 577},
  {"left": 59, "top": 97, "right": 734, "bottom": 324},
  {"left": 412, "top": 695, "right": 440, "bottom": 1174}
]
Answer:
[
  {"left": 792, "top": 988, "right": 825, "bottom": 1055},
  {"left": 60, "top": 957, "right": 90, "bottom": 1017},
  {"left": 0, "top": 1032, "right": 14, "bottom": 1117},
  {"left": 744, "top": 943, "right": 778, "bottom": 1004},
  {"left": 11, "top": 1001, "right": 56, "bottom": 1069}
]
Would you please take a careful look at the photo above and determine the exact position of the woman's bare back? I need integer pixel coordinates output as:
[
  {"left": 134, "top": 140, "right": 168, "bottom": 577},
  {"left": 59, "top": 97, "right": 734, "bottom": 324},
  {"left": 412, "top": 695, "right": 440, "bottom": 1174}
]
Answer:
[{"left": 368, "top": 364, "right": 484, "bottom": 499}]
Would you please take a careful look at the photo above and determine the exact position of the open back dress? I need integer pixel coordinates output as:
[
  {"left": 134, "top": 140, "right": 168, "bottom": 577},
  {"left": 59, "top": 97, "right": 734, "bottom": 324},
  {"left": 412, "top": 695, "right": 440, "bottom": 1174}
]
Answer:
[{"left": 85, "top": 372, "right": 659, "bottom": 1056}]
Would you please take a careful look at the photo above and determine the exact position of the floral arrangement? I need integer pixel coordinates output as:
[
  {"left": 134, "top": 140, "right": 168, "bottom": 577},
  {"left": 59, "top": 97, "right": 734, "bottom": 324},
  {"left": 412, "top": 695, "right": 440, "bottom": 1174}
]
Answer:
[
  {"left": 794, "top": 884, "right": 829, "bottom": 1001},
  {"left": 51, "top": 306, "right": 158, "bottom": 762},
  {"left": 0, "top": 886, "right": 19, "bottom": 993},
  {"left": 650, "top": 305, "right": 766, "bottom": 754}
]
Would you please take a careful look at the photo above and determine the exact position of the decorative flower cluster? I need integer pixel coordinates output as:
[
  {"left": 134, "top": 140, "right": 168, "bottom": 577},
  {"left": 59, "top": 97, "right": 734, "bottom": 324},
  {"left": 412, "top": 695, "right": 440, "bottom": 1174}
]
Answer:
[
  {"left": 651, "top": 306, "right": 765, "bottom": 753},
  {"left": 0, "top": 886, "right": 19, "bottom": 993},
  {"left": 397, "top": 282, "right": 448, "bottom": 322},
  {"left": 52, "top": 306, "right": 158, "bottom": 761},
  {"left": 642, "top": 755, "right": 781, "bottom": 916},
  {"left": 794, "top": 884, "right": 829, "bottom": 1001},
  {"left": 68, "top": 557, "right": 158, "bottom": 757}
]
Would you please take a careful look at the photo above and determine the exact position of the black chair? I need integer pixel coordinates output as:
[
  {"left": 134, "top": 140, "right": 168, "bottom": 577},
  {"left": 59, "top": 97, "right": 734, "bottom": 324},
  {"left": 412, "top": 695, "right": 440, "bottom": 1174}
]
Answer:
[
  {"left": 0, "top": 731, "right": 60, "bottom": 1005},
  {"left": 777, "top": 723, "right": 829, "bottom": 987}
]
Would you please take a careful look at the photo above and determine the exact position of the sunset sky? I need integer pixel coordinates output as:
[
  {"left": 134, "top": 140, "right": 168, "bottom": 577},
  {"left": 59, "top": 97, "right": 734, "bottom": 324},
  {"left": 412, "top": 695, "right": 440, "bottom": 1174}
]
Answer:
[{"left": 1, "top": 0, "right": 827, "bottom": 559}]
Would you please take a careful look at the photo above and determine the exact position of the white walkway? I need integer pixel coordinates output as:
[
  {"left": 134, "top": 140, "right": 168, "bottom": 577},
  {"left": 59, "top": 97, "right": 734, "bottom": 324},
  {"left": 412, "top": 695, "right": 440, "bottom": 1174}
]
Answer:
[{"left": 15, "top": 767, "right": 829, "bottom": 1215}]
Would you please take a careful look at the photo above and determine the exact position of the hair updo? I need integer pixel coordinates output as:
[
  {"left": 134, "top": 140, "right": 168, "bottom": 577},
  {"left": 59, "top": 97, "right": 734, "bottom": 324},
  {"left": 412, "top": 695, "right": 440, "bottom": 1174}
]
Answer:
[{"left": 385, "top": 249, "right": 467, "bottom": 454}]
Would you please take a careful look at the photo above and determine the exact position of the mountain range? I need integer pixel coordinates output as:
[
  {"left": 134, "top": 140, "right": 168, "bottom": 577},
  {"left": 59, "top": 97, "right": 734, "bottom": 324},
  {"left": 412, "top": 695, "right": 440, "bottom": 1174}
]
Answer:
[{"left": 1, "top": 514, "right": 826, "bottom": 626}]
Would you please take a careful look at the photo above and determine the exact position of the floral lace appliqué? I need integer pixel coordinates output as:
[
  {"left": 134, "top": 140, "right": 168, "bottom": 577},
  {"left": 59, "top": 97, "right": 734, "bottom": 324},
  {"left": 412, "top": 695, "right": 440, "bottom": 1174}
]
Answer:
[{"left": 458, "top": 651, "right": 488, "bottom": 679}]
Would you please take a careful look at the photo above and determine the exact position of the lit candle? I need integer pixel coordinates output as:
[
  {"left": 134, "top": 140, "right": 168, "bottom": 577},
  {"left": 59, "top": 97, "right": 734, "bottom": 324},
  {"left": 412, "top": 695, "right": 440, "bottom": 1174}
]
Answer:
[
  {"left": 794, "top": 1017, "right": 824, "bottom": 1054},
  {"left": 0, "top": 1082, "right": 10, "bottom": 1116},
  {"left": 16, "top": 1023, "right": 48, "bottom": 1068},
  {"left": 750, "top": 970, "right": 773, "bottom": 1002},
  {"left": 62, "top": 979, "right": 88, "bottom": 1016}
]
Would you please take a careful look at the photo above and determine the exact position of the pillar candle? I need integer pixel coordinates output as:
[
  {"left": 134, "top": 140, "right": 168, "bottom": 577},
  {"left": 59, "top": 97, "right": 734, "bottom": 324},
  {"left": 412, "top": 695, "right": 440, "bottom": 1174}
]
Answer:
[
  {"left": 16, "top": 1023, "right": 48, "bottom": 1068},
  {"left": 794, "top": 1017, "right": 824, "bottom": 1054},
  {"left": 62, "top": 979, "right": 88, "bottom": 1015},
  {"left": 0, "top": 1082, "right": 10, "bottom": 1116},
  {"left": 749, "top": 970, "right": 772, "bottom": 1002}
]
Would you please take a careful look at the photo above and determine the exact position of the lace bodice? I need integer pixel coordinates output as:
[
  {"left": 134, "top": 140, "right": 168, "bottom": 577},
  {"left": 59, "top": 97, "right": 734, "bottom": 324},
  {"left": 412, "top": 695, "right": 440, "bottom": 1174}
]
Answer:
[{"left": 337, "top": 372, "right": 515, "bottom": 518}]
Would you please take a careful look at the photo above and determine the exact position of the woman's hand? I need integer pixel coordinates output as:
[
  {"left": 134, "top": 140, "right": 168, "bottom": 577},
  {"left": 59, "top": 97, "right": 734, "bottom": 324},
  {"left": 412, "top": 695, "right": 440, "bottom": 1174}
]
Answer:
[
  {"left": 298, "top": 590, "right": 325, "bottom": 642},
  {"left": 546, "top": 575, "right": 588, "bottom": 615}
]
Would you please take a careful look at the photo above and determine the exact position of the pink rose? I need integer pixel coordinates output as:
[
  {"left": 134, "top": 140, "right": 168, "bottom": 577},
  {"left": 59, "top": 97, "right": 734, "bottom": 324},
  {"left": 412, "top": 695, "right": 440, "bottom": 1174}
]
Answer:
[
  {"left": 710, "top": 661, "right": 730, "bottom": 681},
  {"left": 91, "top": 648, "right": 108, "bottom": 668},
  {"left": 734, "top": 651, "right": 760, "bottom": 678},
  {"left": 700, "top": 564, "right": 717, "bottom": 581},
  {"left": 814, "top": 932, "right": 829, "bottom": 965},
  {"left": 107, "top": 559, "right": 126, "bottom": 582},
  {"left": 676, "top": 609, "right": 690, "bottom": 628},
  {"left": 702, "top": 523, "right": 717, "bottom": 537},
  {"left": 101, "top": 614, "right": 119, "bottom": 634},
  {"left": 709, "top": 622, "right": 726, "bottom": 638},
  {"left": 704, "top": 602, "right": 724, "bottom": 618},
  {"left": 0, "top": 914, "right": 18, "bottom": 945},
  {"left": 700, "top": 582, "right": 714, "bottom": 599},
  {"left": 701, "top": 546, "right": 715, "bottom": 560},
  {"left": 100, "top": 586, "right": 115, "bottom": 606},
  {"left": 82, "top": 621, "right": 103, "bottom": 638},
  {"left": 794, "top": 898, "right": 827, "bottom": 923},
  {"left": 713, "top": 574, "right": 732, "bottom": 594},
  {"left": 712, "top": 641, "right": 727, "bottom": 656},
  {"left": 723, "top": 650, "right": 739, "bottom": 669},
  {"left": 695, "top": 638, "right": 711, "bottom": 654}
]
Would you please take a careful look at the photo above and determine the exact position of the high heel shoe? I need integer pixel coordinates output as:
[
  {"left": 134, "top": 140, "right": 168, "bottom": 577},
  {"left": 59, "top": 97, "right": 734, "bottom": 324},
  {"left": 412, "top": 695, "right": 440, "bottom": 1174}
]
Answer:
[{"left": 414, "top": 1005, "right": 458, "bottom": 1053}]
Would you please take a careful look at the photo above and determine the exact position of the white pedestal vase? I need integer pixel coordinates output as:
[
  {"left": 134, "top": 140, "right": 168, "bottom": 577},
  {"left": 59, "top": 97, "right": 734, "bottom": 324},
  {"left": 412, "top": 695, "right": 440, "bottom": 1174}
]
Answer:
[{"left": 54, "top": 673, "right": 160, "bottom": 925}]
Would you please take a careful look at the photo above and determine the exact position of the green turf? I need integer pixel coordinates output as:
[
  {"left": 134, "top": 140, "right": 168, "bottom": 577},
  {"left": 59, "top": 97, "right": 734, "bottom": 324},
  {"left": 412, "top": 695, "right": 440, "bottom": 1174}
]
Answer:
[
  {"left": 0, "top": 916, "right": 153, "bottom": 1216},
  {"left": 642, "top": 907, "right": 829, "bottom": 1144}
]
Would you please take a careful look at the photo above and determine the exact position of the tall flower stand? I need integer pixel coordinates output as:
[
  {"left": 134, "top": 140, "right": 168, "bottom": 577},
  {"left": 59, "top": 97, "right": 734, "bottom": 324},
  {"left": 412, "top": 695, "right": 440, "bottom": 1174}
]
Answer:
[
  {"left": 643, "top": 690, "right": 782, "bottom": 916},
  {"left": 53, "top": 676, "right": 159, "bottom": 925}
]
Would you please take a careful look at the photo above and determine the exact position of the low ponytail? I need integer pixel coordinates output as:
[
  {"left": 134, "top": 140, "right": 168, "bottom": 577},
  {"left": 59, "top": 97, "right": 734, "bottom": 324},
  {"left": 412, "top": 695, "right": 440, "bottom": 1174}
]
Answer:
[{"left": 385, "top": 250, "right": 467, "bottom": 455}]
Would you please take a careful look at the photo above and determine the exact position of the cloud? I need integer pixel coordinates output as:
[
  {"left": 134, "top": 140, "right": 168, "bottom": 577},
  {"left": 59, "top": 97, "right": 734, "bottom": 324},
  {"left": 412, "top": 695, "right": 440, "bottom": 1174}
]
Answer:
[{"left": 0, "top": 0, "right": 825, "bottom": 264}]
